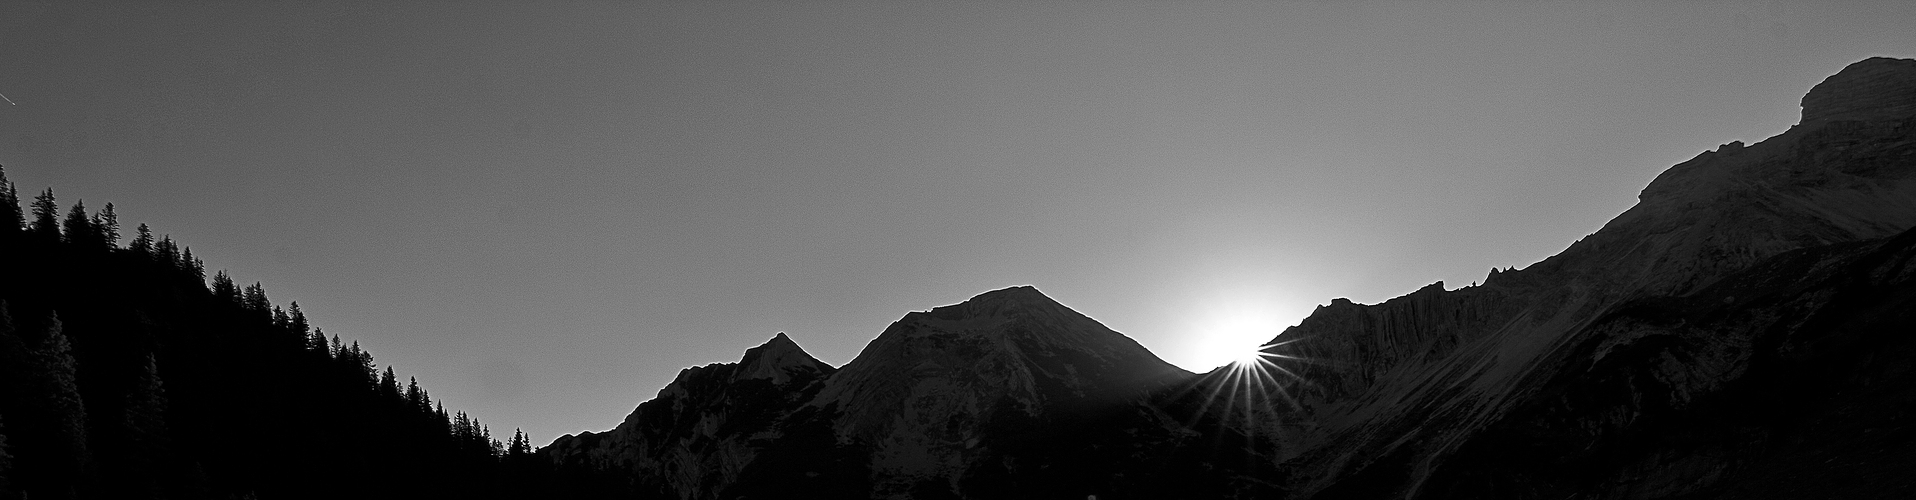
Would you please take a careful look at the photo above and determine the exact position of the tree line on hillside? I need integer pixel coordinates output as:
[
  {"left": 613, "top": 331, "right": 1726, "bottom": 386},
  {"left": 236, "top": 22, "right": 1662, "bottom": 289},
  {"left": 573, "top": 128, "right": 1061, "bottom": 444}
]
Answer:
[{"left": 0, "top": 166, "right": 596, "bottom": 499}]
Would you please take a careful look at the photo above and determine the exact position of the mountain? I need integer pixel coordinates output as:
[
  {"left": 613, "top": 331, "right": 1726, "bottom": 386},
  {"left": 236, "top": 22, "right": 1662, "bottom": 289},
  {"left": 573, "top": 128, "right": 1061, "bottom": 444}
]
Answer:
[
  {"left": 807, "top": 286, "right": 1192, "bottom": 497},
  {"left": 544, "top": 333, "right": 836, "bottom": 499},
  {"left": 547, "top": 287, "right": 1239, "bottom": 499},
  {"left": 549, "top": 56, "right": 1915, "bottom": 499},
  {"left": 1251, "top": 56, "right": 1916, "bottom": 498}
]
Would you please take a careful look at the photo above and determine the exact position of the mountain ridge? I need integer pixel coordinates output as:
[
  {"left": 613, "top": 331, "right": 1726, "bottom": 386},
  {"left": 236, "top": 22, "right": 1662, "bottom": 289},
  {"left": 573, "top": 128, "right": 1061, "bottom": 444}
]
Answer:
[
  {"left": 546, "top": 285, "right": 1198, "bottom": 498},
  {"left": 543, "top": 56, "right": 1916, "bottom": 499},
  {"left": 1252, "top": 55, "right": 1916, "bottom": 498}
]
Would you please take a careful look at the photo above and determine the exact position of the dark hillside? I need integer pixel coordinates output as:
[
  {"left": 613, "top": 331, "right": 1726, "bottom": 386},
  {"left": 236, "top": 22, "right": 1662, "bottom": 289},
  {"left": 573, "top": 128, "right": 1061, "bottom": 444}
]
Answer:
[{"left": 0, "top": 168, "right": 549, "bottom": 500}]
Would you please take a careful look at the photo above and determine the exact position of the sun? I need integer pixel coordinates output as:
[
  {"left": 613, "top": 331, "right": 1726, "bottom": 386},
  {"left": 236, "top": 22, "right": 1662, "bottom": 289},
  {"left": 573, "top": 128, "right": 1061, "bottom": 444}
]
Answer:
[
  {"left": 1230, "top": 344, "right": 1268, "bottom": 366},
  {"left": 1191, "top": 307, "right": 1289, "bottom": 370}
]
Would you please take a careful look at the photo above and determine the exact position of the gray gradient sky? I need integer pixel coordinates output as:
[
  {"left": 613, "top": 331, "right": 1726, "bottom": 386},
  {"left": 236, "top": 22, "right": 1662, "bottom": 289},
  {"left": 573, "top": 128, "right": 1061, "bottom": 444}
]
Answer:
[{"left": 2, "top": 1, "right": 1910, "bottom": 445}]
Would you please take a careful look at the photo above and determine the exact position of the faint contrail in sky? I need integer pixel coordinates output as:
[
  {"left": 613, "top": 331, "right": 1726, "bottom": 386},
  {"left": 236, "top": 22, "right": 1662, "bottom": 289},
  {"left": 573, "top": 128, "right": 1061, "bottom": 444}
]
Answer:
[{"left": 0, "top": 92, "right": 14, "bottom": 105}]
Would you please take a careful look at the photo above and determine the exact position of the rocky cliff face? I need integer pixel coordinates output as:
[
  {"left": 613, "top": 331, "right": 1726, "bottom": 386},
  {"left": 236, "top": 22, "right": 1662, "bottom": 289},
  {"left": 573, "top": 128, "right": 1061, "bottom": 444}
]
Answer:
[{"left": 1249, "top": 56, "right": 1916, "bottom": 498}]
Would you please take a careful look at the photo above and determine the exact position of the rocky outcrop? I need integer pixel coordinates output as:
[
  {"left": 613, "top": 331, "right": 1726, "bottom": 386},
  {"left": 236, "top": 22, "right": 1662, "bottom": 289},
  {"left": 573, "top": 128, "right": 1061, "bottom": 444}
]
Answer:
[{"left": 1800, "top": 57, "right": 1916, "bottom": 124}]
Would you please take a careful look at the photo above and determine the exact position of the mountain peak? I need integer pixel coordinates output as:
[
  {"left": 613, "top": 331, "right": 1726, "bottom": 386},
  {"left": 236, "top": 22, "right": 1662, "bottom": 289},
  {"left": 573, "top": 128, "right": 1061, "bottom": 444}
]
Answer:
[
  {"left": 735, "top": 332, "right": 831, "bottom": 384},
  {"left": 917, "top": 285, "right": 1063, "bottom": 322},
  {"left": 813, "top": 285, "right": 1187, "bottom": 487},
  {"left": 1801, "top": 56, "right": 1916, "bottom": 124}
]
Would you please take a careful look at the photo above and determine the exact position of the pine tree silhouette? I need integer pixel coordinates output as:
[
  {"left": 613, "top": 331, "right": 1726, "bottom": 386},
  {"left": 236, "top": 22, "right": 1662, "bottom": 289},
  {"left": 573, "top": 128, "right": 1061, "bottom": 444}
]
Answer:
[
  {"left": 61, "top": 200, "right": 95, "bottom": 247},
  {"left": 155, "top": 235, "right": 178, "bottom": 265},
  {"left": 119, "top": 353, "right": 171, "bottom": 499},
  {"left": 0, "top": 166, "right": 21, "bottom": 234},
  {"left": 0, "top": 310, "right": 97, "bottom": 499},
  {"left": 129, "top": 223, "right": 154, "bottom": 256},
  {"left": 212, "top": 271, "right": 240, "bottom": 303},
  {"left": 91, "top": 202, "right": 119, "bottom": 248},
  {"left": 307, "top": 326, "right": 330, "bottom": 357},
  {"left": 29, "top": 188, "right": 58, "bottom": 241}
]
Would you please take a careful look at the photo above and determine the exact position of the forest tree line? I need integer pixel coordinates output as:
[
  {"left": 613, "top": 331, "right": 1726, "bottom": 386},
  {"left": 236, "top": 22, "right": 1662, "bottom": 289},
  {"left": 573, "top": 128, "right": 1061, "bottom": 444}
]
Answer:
[{"left": 0, "top": 166, "right": 569, "bottom": 500}]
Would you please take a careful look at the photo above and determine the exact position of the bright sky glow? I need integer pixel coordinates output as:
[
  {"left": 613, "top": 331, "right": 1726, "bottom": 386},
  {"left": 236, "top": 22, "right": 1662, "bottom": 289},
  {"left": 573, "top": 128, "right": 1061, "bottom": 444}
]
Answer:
[
  {"left": 1188, "top": 302, "right": 1299, "bottom": 370},
  {"left": 1231, "top": 344, "right": 1269, "bottom": 367}
]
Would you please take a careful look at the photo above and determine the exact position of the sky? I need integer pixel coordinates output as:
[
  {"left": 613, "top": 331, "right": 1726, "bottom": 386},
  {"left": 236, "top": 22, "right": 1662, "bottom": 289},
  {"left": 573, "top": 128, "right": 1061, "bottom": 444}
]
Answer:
[{"left": 1, "top": 0, "right": 1911, "bottom": 445}]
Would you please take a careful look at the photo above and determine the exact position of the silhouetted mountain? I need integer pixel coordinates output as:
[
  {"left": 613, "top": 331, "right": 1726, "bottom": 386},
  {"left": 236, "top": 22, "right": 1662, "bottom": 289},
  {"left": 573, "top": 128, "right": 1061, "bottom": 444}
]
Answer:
[
  {"left": 549, "top": 57, "right": 1916, "bottom": 499},
  {"left": 545, "top": 333, "right": 837, "bottom": 499},
  {"left": 547, "top": 287, "right": 1247, "bottom": 499},
  {"left": 809, "top": 285, "right": 1196, "bottom": 497},
  {"left": 1250, "top": 55, "right": 1916, "bottom": 499}
]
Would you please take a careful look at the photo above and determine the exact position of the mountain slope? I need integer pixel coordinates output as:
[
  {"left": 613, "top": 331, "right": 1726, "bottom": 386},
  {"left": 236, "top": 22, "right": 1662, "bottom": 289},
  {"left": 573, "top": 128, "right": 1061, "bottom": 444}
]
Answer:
[
  {"left": 809, "top": 285, "right": 1192, "bottom": 497},
  {"left": 545, "top": 333, "right": 835, "bottom": 499},
  {"left": 1418, "top": 224, "right": 1916, "bottom": 499},
  {"left": 1253, "top": 56, "right": 1916, "bottom": 499},
  {"left": 0, "top": 183, "right": 546, "bottom": 500}
]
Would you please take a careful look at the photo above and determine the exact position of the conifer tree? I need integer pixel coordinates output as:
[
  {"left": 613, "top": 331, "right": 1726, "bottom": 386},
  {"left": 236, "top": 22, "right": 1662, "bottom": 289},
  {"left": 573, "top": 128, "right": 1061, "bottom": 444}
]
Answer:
[
  {"left": 413, "top": 381, "right": 434, "bottom": 416},
  {"left": 307, "top": 327, "right": 330, "bottom": 357},
  {"left": 242, "top": 282, "right": 270, "bottom": 314},
  {"left": 90, "top": 202, "right": 119, "bottom": 248},
  {"left": 379, "top": 366, "right": 400, "bottom": 401},
  {"left": 508, "top": 429, "right": 532, "bottom": 458},
  {"left": 453, "top": 412, "right": 473, "bottom": 443},
  {"left": 30, "top": 188, "right": 59, "bottom": 241},
  {"left": 0, "top": 165, "right": 20, "bottom": 234},
  {"left": 121, "top": 353, "right": 171, "bottom": 499},
  {"left": 62, "top": 199, "right": 96, "bottom": 246},
  {"left": 350, "top": 341, "right": 376, "bottom": 385},
  {"left": 181, "top": 247, "right": 205, "bottom": 281},
  {"left": 212, "top": 271, "right": 240, "bottom": 303},
  {"left": 488, "top": 427, "right": 504, "bottom": 458},
  {"left": 288, "top": 302, "right": 311, "bottom": 340},
  {"left": 406, "top": 377, "right": 425, "bottom": 410},
  {"left": 272, "top": 306, "right": 290, "bottom": 332},
  {"left": 129, "top": 223, "right": 154, "bottom": 256},
  {"left": 156, "top": 236, "right": 179, "bottom": 265},
  {"left": 24, "top": 311, "right": 94, "bottom": 493}
]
